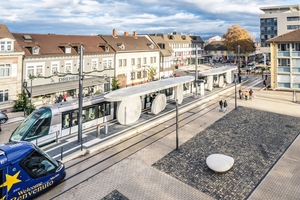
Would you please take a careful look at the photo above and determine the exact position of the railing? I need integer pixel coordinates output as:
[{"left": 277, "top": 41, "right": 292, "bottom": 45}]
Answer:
[{"left": 277, "top": 52, "right": 290, "bottom": 57}]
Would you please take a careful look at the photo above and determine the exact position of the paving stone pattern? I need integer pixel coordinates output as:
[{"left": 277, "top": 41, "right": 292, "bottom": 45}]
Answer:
[
  {"left": 101, "top": 190, "right": 129, "bottom": 200},
  {"left": 152, "top": 106, "right": 300, "bottom": 200}
]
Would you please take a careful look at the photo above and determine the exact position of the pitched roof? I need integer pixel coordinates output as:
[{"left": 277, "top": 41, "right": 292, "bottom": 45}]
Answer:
[
  {"left": 100, "top": 34, "right": 159, "bottom": 52},
  {"left": 204, "top": 41, "right": 227, "bottom": 51},
  {"left": 154, "top": 32, "right": 192, "bottom": 44},
  {"left": 0, "top": 24, "right": 23, "bottom": 52},
  {"left": 148, "top": 35, "right": 173, "bottom": 56},
  {"left": 267, "top": 28, "right": 300, "bottom": 43},
  {"left": 12, "top": 33, "right": 115, "bottom": 57}
]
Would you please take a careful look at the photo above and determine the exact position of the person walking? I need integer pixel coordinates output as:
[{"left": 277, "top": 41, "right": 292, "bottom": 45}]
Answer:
[
  {"left": 239, "top": 89, "right": 242, "bottom": 99},
  {"left": 249, "top": 89, "right": 253, "bottom": 100},
  {"left": 219, "top": 100, "right": 223, "bottom": 112},
  {"left": 63, "top": 93, "right": 67, "bottom": 102},
  {"left": 223, "top": 100, "right": 228, "bottom": 112}
]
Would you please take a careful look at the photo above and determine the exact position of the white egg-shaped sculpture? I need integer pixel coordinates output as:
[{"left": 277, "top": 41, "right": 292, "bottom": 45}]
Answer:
[{"left": 206, "top": 154, "right": 234, "bottom": 172}]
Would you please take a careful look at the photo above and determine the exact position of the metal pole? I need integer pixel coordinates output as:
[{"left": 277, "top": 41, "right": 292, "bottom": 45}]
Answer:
[
  {"left": 195, "top": 45, "right": 198, "bottom": 97},
  {"left": 176, "top": 99, "right": 179, "bottom": 150},
  {"left": 78, "top": 45, "right": 84, "bottom": 151},
  {"left": 238, "top": 45, "right": 241, "bottom": 83},
  {"left": 30, "top": 78, "right": 32, "bottom": 112},
  {"left": 235, "top": 74, "right": 237, "bottom": 109}
]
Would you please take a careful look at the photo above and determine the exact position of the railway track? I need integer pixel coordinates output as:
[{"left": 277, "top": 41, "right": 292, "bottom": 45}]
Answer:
[{"left": 37, "top": 77, "right": 262, "bottom": 200}]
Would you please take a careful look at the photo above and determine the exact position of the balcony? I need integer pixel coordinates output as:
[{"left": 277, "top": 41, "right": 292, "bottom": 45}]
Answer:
[{"left": 291, "top": 52, "right": 300, "bottom": 57}]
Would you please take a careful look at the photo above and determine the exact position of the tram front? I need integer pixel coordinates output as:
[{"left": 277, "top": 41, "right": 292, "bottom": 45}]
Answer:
[{"left": 10, "top": 107, "right": 55, "bottom": 146}]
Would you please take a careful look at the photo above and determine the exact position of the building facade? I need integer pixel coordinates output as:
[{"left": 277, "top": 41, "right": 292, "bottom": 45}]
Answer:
[
  {"left": 268, "top": 28, "right": 300, "bottom": 90},
  {"left": 13, "top": 33, "right": 115, "bottom": 107},
  {"left": 259, "top": 4, "right": 300, "bottom": 53},
  {"left": 101, "top": 30, "right": 160, "bottom": 87},
  {"left": 0, "top": 24, "right": 24, "bottom": 112}
]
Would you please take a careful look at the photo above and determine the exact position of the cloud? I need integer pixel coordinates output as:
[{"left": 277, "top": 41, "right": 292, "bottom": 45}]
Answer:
[{"left": 1, "top": 0, "right": 299, "bottom": 40}]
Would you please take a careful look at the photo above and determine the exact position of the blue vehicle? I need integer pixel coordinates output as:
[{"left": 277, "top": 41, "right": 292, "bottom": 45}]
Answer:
[{"left": 0, "top": 141, "right": 65, "bottom": 200}]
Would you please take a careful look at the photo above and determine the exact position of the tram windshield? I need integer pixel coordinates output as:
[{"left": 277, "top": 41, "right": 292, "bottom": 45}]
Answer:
[{"left": 10, "top": 108, "right": 52, "bottom": 141}]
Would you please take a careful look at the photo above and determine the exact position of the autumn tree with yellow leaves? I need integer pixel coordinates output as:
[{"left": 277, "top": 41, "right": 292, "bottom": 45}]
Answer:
[{"left": 222, "top": 24, "right": 255, "bottom": 61}]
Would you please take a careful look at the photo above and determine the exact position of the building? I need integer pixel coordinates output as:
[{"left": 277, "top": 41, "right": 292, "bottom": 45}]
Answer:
[
  {"left": 0, "top": 24, "right": 24, "bottom": 112},
  {"left": 147, "top": 35, "right": 174, "bottom": 78},
  {"left": 259, "top": 4, "right": 300, "bottom": 54},
  {"left": 208, "top": 35, "right": 223, "bottom": 43},
  {"left": 12, "top": 33, "right": 115, "bottom": 107},
  {"left": 268, "top": 28, "right": 300, "bottom": 90},
  {"left": 101, "top": 30, "right": 160, "bottom": 87}
]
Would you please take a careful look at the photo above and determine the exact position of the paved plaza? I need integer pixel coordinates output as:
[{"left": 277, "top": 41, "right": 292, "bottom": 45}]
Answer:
[{"left": 53, "top": 88, "right": 300, "bottom": 200}]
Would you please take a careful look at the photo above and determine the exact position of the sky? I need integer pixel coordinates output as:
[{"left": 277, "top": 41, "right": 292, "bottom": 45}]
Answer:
[{"left": 1, "top": 0, "right": 299, "bottom": 41}]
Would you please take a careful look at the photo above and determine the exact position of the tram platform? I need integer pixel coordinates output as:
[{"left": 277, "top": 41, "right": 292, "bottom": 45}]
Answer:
[
  {"left": 41, "top": 75, "right": 253, "bottom": 162},
  {"left": 48, "top": 74, "right": 300, "bottom": 200}
]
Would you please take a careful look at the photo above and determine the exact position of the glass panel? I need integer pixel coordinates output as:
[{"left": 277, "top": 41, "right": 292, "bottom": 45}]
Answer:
[
  {"left": 21, "top": 150, "right": 57, "bottom": 178},
  {"left": 71, "top": 111, "right": 78, "bottom": 126},
  {"left": 10, "top": 108, "right": 52, "bottom": 141},
  {"left": 62, "top": 113, "right": 70, "bottom": 129}
]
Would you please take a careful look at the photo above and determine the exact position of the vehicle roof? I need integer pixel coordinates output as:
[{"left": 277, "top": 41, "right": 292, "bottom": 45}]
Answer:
[{"left": 0, "top": 142, "right": 34, "bottom": 167}]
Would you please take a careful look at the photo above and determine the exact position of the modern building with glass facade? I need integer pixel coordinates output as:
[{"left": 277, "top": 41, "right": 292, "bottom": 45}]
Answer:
[{"left": 260, "top": 4, "right": 300, "bottom": 53}]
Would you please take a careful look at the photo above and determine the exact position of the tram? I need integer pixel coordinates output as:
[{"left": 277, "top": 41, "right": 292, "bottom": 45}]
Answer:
[
  {"left": 10, "top": 94, "right": 114, "bottom": 146},
  {"left": 0, "top": 141, "right": 65, "bottom": 200}
]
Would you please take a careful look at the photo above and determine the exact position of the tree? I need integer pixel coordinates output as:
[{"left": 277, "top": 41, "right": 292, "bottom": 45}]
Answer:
[
  {"left": 222, "top": 24, "right": 255, "bottom": 55},
  {"left": 111, "top": 76, "right": 121, "bottom": 91},
  {"left": 13, "top": 90, "right": 36, "bottom": 115},
  {"left": 147, "top": 66, "right": 157, "bottom": 81}
]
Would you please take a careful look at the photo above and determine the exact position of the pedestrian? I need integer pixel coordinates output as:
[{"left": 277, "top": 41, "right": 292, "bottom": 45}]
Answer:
[
  {"left": 219, "top": 100, "right": 223, "bottom": 112},
  {"left": 265, "top": 74, "right": 268, "bottom": 80},
  {"left": 263, "top": 80, "right": 266, "bottom": 88},
  {"left": 249, "top": 89, "right": 253, "bottom": 100},
  {"left": 244, "top": 90, "right": 249, "bottom": 101},
  {"left": 239, "top": 89, "right": 242, "bottom": 99},
  {"left": 63, "top": 93, "right": 67, "bottom": 102},
  {"left": 58, "top": 94, "right": 63, "bottom": 102},
  {"left": 223, "top": 100, "right": 227, "bottom": 112}
]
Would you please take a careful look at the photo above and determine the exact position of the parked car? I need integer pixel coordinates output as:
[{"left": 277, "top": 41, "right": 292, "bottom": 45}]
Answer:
[{"left": 0, "top": 112, "right": 8, "bottom": 124}]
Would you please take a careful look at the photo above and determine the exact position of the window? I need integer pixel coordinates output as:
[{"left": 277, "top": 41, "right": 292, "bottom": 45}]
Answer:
[
  {"left": 21, "top": 150, "right": 57, "bottom": 178},
  {"left": 278, "top": 59, "right": 290, "bottom": 67},
  {"left": 137, "top": 71, "right": 141, "bottom": 79},
  {"left": 92, "top": 59, "right": 98, "bottom": 70},
  {"left": 0, "top": 89, "right": 9, "bottom": 102},
  {"left": 0, "top": 64, "right": 10, "bottom": 77},
  {"left": 62, "top": 113, "right": 70, "bottom": 129},
  {"left": 71, "top": 112, "right": 78, "bottom": 126},
  {"left": 108, "top": 60, "right": 112, "bottom": 68},
  {"left": 82, "top": 107, "right": 96, "bottom": 122},
  {"left": 65, "top": 47, "right": 71, "bottom": 54},
  {"left": 118, "top": 59, "right": 122, "bottom": 67},
  {"left": 143, "top": 57, "right": 147, "bottom": 64},
  {"left": 131, "top": 72, "right": 135, "bottom": 80},
  {"left": 26, "top": 63, "right": 44, "bottom": 77},
  {"left": 287, "top": 25, "right": 300, "bottom": 30},
  {"left": 65, "top": 61, "right": 72, "bottom": 73},
  {"left": 104, "top": 82, "right": 110, "bottom": 92},
  {"left": 51, "top": 62, "right": 59, "bottom": 74},
  {"left": 103, "top": 60, "right": 108, "bottom": 69},
  {"left": 98, "top": 102, "right": 110, "bottom": 117},
  {"left": 0, "top": 40, "right": 13, "bottom": 52},
  {"left": 131, "top": 58, "right": 135, "bottom": 66},
  {"left": 137, "top": 58, "right": 141, "bottom": 67},
  {"left": 287, "top": 17, "right": 300, "bottom": 21},
  {"left": 33, "top": 47, "right": 39, "bottom": 54},
  {"left": 278, "top": 44, "right": 289, "bottom": 51}
]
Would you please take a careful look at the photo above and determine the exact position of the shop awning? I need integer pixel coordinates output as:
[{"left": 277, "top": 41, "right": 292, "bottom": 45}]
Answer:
[{"left": 28, "top": 77, "right": 107, "bottom": 96}]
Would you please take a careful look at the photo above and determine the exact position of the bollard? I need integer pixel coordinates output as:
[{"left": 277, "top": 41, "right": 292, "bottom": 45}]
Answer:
[
  {"left": 104, "top": 122, "right": 108, "bottom": 134},
  {"left": 96, "top": 124, "right": 101, "bottom": 138},
  {"left": 293, "top": 90, "right": 297, "bottom": 103}
]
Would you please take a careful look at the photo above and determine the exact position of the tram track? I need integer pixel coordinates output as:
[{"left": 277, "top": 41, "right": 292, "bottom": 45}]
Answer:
[{"left": 37, "top": 77, "right": 261, "bottom": 200}]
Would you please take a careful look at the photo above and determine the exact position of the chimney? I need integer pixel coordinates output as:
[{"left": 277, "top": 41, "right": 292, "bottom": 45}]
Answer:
[
  {"left": 113, "top": 29, "right": 117, "bottom": 37},
  {"left": 124, "top": 32, "right": 129, "bottom": 36},
  {"left": 133, "top": 31, "right": 137, "bottom": 37}
]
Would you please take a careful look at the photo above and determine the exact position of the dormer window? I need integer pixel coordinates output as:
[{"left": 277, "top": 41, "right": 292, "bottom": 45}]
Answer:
[
  {"left": 33, "top": 46, "right": 39, "bottom": 54},
  {"left": 65, "top": 47, "right": 71, "bottom": 54},
  {"left": 105, "top": 46, "right": 109, "bottom": 52},
  {"left": 117, "top": 43, "right": 125, "bottom": 50},
  {"left": 158, "top": 43, "right": 165, "bottom": 49},
  {"left": 147, "top": 43, "right": 154, "bottom": 49},
  {"left": 181, "top": 36, "right": 186, "bottom": 40}
]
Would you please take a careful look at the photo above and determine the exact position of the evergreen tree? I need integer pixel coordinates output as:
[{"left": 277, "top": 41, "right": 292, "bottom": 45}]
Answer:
[
  {"left": 111, "top": 76, "right": 121, "bottom": 91},
  {"left": 13, "top": 90, "right": 36, "bottom": 115}
]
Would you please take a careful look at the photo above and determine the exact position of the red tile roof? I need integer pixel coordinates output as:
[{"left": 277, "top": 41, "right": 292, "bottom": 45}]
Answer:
[
  {"left": 267, "top": 28, "right": 300, "bottom": 43},
  {"left": 12, "top": 33, "right": 115, "bottom": 57}
]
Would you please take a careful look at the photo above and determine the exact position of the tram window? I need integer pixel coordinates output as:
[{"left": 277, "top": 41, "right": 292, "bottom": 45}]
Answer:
[
  {"left": 21, "top": 151, "right": 56, "bottom": 178},
  {"left": 98, "top": 104, "right": 105, "bottom": 117},
  {"left": 25, "top": 118, "right": 51, "bottom": 140},
  {"left": 105, "top": 103, "right": 110, "bottom": 116},
  {"left": 82, "top": 107, "right": 95, "bottom": 122},
  {"left": 71, "top": 112, "right": 78, "bottom": 126},
  {"left": 62, "top": 113, "right": 70, "bottom": 129}
]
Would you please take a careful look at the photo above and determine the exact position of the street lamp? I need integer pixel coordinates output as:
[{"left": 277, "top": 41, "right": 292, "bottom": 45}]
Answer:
[
  {"left": 195, "top": 45, "right": 198, "bottom": 97},
  {"left": 78, "top": 45, "right": 84, "bottom": 150},
  {"left": 175, "top": 99, "right": 179, "bottom": 150},
  {"left": 234, "top": 74, "right": 237, "bottom": 109},
  {"left": 238, "top": 45, "right": 241, "bottom": 83}
]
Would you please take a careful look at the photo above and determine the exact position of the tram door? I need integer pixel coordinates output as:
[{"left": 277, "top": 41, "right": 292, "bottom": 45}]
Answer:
[
  {"left": 61, "top": 112, "right": 72, "bottom": 137},
  {"left": 143, "top": 94, "right": 151, "bottom": 109}
]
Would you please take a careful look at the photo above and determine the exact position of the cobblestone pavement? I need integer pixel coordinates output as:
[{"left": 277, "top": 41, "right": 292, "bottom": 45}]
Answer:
[
  {"left": 54, "top": 88, "right": 300, "bottom": 200},
  {"left": 153, "top": 107, "right": 300, "bottom": 200}
]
